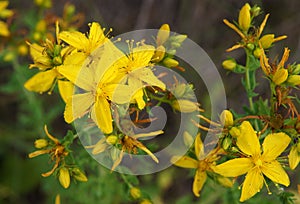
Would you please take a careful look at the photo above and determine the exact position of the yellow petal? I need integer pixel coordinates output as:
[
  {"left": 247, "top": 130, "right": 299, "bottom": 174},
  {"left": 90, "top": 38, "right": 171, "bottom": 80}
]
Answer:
[
  {"left": 59, "top": 30, "right": 89, "bottom": 51},
  {"left": 88, "top": 22, "right": 106, "bottom": 51},
  {"left": 223, "top": 19, "right": 245, "bottom": 39},
  {"left": 132, "top": 45, "right": 155, "bottom": 68},
  {"left": 57, "top": 80, "right": 74, "bottom": 103},
  {"left": 194, "top": 133, "right": 204, "bottom": 160},
  {"left": 64, "top": 92, "right": 94, "bottom": 123},
  {"left": 278, "top": 47, "right": 290, "bottom": 68},
  {"left": 171, "top": 156, "right": 198, "bottom": 169},
  {"left": 288, "top": 146, "right": 300, "bottom": 170},
  {"left": 92, "top": 137, "right": 108, "bottom": 155},
  {"left": 240, "top": 168, "right": 264, "bottom": 202},
  {"left": 214, "top": 158, "right": 253, "bottom": 177},
  {"left": 91, "top": 98, "right": 113, "bottom": 134},
  {"left": 156, "top": 24, "right": 170, "bottom": 45},
  {"left": 57, "top": 52, "right": 93, "bottom": 91},
  {"left": 237, "top": 121, "right": 261, "bottom": 156},
  {"left": 261, "top": 132, "right": 291, "bottom": 161},
  {"left": 131, "top": 68, "right": 166, "bottom": 90},
  {"left": 132, "top": 89, "right": 146, "bottom": 110},
  {"left": 24, "top": 69, "right": 57, "bottom": 93},
  {"left": 193, "top": 170, "right": 207, "bottom": 197},
  {"left": 258, "top": 14, "right": 269, "bottom": 37},
  {"left": 0, "top": 21, "right": 10, "bottom": 37},
  {"left": 261, "top": 160, "right": 290, "bottom": 187},
  {"left": 106, "top": 83, "right": 135, "bottom": 104}
]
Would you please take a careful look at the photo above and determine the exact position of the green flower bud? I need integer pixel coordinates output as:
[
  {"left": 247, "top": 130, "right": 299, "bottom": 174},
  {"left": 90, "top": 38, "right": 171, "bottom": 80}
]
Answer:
[
  {"left": 229, "top": 127, "right": 240, "bottom": 138},
  {"left": 259, "top": 34, "right": 275, "bottom": 49},
  {"left": 253, "top": 48, "right": 262, "bottom": 58},
  {"left": 106, "top": 135, "right": 118, "bottom": 145},
  {"left": 72, "top": 168, "right": 88, "bottom": 182},
  {"left": 287, "top": 75, "right": 300, "bottom": 86},
  {"left": 251, "top": 5, "right": 261, "bottom": 17},
  {"left": 222, "top": 137, "right": 232, "bottom": 150},
  {"left": 172, "top": 99, "right": 199, "bottom": 113},
  {"left": 163, "top": 57, "right": 179, "bottom": 67},
  {"left": 246, "top": 43, "right": 255, "bottom": 50}
]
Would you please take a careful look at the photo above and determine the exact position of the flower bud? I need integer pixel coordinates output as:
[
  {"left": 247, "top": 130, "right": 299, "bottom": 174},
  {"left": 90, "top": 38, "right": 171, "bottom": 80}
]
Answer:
[
  {"left": 34, "top": 139, "right": 48, "bottom": 149},
  {"left": 172, "top": 99, "right": 199, "bottom": 113},
  {"left": 238, "top": 3, "right": 251, "bottom": 32},
  {"left": 173, "top": 34, "right": 187, "bottom": 44},
  {"left": 287, "top": 75, "right": 300, "bottom": 86},
  {"left": 183, "top": 131, "right": 194, "bottom": 147},
  {"left": 65, "top": 4, "right": 76, "bottom": 17},
  {"left": 18, "top": 44, "right": 29, "bottom": 56},
  {"left": 259, "top": 34, "right": 275, "bottom": 49},
  {"left": 106, "top": 135, "right": 118, "bottom": 145},
  {"left": 130, "top": 187, "right": 141, "bottom": 199},
  {"left": 222, "top": 137, "right": 232, "bottom": 150},
  {"left": 163, "top": 57, "right": 179, "bottom": 68},
  {"left": 217, "top": 176, "right": 234, "bottom": 188},
  {"left": 220, "top": 110, "right": 234, "bottom": 127},
  {"left": 36, "top": 20, "right": 47, "bottom": 32},
  {"left": 140, "top": 199, "right": 152, "bottom": 204},
  {"left": 53, "top": 56, "right": 62, "bottom": 66},
  {"left": 72, "top": 168, "right": 88, "bottom": 182},
  {"left": 292, "top": 64, "right": 300, "bottom": 75},
  {"left": 246, "top": 43, "right": 255, "bottom": 50},
  {"left": 229, "top": 127, "right": 240, "bottom": 138},
  {"left": 152, "top": 45, "right": 165, "bottom": 62},
  {"left": 253, "top": 48, "right": 262, "bottom": 58},
  {"left": 222, "top": 59, "right": 236, "bottom": 71},
  {"left": 59, "top": 167, "right": 70, "bottom": 189},
  {"left": 272, "top": 69, "right": 288, "bottom": 85},
  {"left": 250, "top": 5, "right": 261, "bottom": 17},
  {"left": 157, "top": 24, "right": 170, "bottom": 45}
]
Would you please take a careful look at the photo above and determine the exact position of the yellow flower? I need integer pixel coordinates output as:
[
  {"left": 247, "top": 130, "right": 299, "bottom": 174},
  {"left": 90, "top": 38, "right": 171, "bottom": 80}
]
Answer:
[
  {"left": 111, "top": 130, "right": 163, "bottom": 170},
  {"left": 59, "top": 22, "right": 107, "bottom": 55},
  {"left": 288, "top": 144, "right": 300, "bottom": 170},
  {"left": 25, "top": 23, "right": 75, "bottom": 102},
  {"left": 0, "top": 1, "right": 13, "bottom": 37},
  {"left": 223, "top": 8, "right": 286, "bottom": 52},
  {"left": 222, "top": 59, "right": 236, "bottom": 71},
  {"left": 171, "top": 133, "right": 224, "bottom": 197},
  {"left": 214, "top": 121, "right": 291, "bottom": 202},
  {"left": 59, "top": 41, "right": 136, "bottom": 134},
  {"left": 29, "top": 125, "right": 69, "bottom": 177},
  {"left": 104, "top": 41, "right": 166, "bottom": 110},
  {"left": 260, "top": 47, "right": 290, "bottom": 85}
]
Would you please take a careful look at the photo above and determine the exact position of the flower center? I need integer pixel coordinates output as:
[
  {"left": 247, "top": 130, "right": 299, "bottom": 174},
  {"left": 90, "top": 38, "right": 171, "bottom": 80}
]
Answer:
[{"left": 254, "top": 158, "right": 263, "bottom": 167}]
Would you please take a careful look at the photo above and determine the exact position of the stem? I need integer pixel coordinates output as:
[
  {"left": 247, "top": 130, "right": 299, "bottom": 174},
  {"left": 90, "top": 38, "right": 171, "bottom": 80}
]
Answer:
[{"left": 244, "top": 50, "right": 259, "bottom": 130}]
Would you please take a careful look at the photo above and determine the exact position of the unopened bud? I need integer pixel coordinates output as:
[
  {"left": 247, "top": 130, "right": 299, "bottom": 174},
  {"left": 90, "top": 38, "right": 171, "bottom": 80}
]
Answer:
[
  {"left": 246, "top": 43, "right": 255, "bottom": 50},
  {"left": 140, "top": 199, "right": 152, "bottom": 204},
  {"left": 130, "top": 187, "right": 141, "bottom": 199},
  {"left": 172, "top": 34, "right": 187, "bottom": 44},
  {"left": 272, "top": 69, "right": 288, "bottom": 85},
  {"left": 251, "top": 5, "right": 261, "bottom": 17},
  {"left": 172, "top": 99, "right": 199, "bottom": 113},
  {"left": 238, "top": 3, "right": 251, "bottom": 32},
  {"left": 65, "top": 4, "right": 76, "bottom": 17},
  {"left": 183, "top": 131, "right": 194, "bottom": 147},
  {"left": 293, "top": 64, "right": 300, "bottom": 75},
  {"left": 287, "top": 75, "right": 300, "bottom": 86},
  {"left": 72, "top": 168, "right": 88, "bottom": 182},
  {"left": 106, "top": 135, "right": 118, "bottom": 145},
  {"left": 222, "top": 137, "right": 232, "bottom": 150},
  {"left": 36, "top": 20, "right": 47, "bottom": 32},
  {"left": 259, "top": 34, "right": 275, "bottom": 49},
  {"left": 217, "top": 176, "right": 234, "bottom": 188},
  {"left": 229, "top": 127, "right": 240, "bottom": 138},
  {"left": 53, "top": 56, "right": 62, "bottom": 66},
  {"left": 222, "top": 59, "right": 236, "bottom": 71},
  {"left": 18, "top": 44, "right": 29, "bottom": 56},
  {"left": 59, "top": 167, "right": 70, "bottom": 189},
  {"left": 157, "top": 24, "right": 170, "bottom": 45},
  {"left": 34, "top": 139, "right": 48, "bottom": 149},
  {"left": 220, "top": 110, "right": 234, "bottom": 127},
  {"left": 253, "top": 48, "right": 262, "bottom": 58},
  {"left": 163, "top": 57, "right": 179, "bottom": 67}
]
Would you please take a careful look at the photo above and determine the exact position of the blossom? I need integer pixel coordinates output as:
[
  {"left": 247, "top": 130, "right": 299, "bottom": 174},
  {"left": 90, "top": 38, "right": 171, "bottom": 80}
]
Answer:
[
  {"left": 260, "top": 47, "right": 290, "bottom": 85},
  {"left": 214, "top": 121, "right": 291, "bottom": 202},
  {"left": 24, "top": 23, "right": 75, "bottom": 102},
  {"left": 0, "top": 1, "right": 13, "bottom": 37},
  {"left": 111, "top": 130, "right": 163, "bottom": 170},
  {"left": 171, "top": 132, "right": 230, "bottom": 197}
]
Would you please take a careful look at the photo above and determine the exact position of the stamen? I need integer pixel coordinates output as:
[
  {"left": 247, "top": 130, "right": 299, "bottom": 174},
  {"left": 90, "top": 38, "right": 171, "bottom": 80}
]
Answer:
[{"left": 197, "top": 115, "right": 221, "bottom": 127}]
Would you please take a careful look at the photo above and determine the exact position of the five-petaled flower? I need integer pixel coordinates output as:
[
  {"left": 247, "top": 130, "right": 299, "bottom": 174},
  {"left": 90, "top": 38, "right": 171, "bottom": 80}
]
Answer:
[{"left": 214, "top": 121, "right": 291, "bottom": 202}]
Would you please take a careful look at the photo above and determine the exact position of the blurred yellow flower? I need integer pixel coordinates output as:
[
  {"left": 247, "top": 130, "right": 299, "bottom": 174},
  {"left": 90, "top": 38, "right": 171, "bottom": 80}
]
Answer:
[
  {"left": 0, "top": 1, "right": 13, "bottom": 37},
  {"left": 171, "top": 132, "right": 228, "bottom": 197},
  {"left": 215, "top": 121, "right": 291, "bottom": 202}
]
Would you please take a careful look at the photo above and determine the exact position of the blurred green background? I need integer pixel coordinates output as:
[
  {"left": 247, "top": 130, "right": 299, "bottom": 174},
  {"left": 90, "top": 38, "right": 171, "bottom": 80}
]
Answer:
[{"left": 0, "top": 0, "right": 299, "bottom": 203}]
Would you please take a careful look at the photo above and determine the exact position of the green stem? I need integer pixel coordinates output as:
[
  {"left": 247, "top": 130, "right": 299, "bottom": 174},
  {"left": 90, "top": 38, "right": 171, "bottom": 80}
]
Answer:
[{"left": 244, "top": 50, "right": 259, "bottom": 130}]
